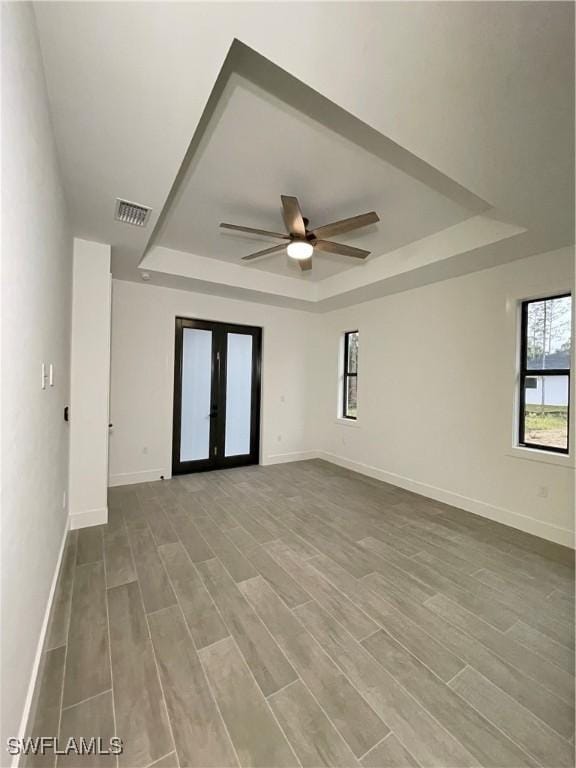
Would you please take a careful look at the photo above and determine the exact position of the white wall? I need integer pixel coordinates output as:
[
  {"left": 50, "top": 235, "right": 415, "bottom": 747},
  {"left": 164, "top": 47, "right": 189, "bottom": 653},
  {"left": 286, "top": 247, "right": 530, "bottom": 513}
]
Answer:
[
  {"left": 68, "top": 239, "right": 111, "bottom": 528},
  {"left": 1, "top": 2, "right": 72, "bottom": 749},
  {"left": 108, "top": 280, "right": 317, "bottom": 486},
  {"left": 109, "top": 253, "right": 574, "bottom": 547},
  {"left": 311, "top": 247, "right": 575, "bottom": 547}
]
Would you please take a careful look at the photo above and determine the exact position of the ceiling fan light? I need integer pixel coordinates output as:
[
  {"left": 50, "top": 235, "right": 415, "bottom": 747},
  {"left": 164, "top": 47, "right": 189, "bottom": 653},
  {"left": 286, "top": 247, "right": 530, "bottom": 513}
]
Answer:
[{"left": 287, "top": 240, "right": 314, "bottom": 260}]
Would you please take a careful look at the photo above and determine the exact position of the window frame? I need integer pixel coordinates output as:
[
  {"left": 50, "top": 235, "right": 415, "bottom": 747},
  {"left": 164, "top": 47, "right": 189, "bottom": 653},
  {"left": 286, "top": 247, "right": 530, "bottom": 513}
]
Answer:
[
  {"left": 342, "top": 330, "right": 358, "bottom": 420},
  {"left": 518, "top": 292, "right": 571, "bottom": 455}
]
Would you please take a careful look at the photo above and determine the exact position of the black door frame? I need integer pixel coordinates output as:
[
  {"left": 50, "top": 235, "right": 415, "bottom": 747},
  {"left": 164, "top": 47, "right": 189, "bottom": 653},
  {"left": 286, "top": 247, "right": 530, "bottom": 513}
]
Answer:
[{"left": 172, "top": 317, "right": 262, "bottom": 475}]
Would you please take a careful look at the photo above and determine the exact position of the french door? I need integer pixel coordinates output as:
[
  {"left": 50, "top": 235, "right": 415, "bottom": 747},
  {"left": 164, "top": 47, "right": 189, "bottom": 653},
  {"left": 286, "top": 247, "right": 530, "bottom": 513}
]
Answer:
[{"left": 172, "top": 318, "right": 262, "bottom": 474}]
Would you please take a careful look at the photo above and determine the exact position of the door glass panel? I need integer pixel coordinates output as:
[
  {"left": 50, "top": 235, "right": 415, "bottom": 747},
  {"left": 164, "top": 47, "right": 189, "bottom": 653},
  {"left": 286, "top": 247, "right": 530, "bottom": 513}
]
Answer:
[
  {"left": 180, "top": 328, "right": 212, "bottom": 461},
  {"left": 225, "top": 333, "right": 253, "bottom": 457}
]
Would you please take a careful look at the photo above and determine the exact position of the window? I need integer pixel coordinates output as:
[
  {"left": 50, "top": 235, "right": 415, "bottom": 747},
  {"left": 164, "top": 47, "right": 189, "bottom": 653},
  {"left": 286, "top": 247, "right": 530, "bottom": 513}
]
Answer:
[
  {"left": 519, "top": 294, "right": 572, "bottom": 454},
  {"left": 342, "top": 331, "right": 359, "bottom": 419}
]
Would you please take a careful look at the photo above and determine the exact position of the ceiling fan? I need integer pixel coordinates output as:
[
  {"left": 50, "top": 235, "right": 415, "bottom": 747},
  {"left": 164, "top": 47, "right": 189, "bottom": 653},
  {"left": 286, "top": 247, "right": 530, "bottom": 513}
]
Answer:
[{"left": 220, "top": 195, "right": 379, "bottom": 271}]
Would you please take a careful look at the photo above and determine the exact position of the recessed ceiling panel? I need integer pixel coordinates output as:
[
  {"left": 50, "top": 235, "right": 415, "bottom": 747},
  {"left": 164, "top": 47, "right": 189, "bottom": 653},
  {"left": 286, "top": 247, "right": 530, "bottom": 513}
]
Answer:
[{"left": 155, "top": 70, "right": 480, "bottom": 281}]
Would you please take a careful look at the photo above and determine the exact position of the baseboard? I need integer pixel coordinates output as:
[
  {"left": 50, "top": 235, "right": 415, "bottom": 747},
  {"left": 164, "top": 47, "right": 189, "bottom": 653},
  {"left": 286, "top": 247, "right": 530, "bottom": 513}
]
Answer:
[
  {"left": 108, "top": 468, "right": 168, "bottom": 487},
  {"left": 13, "top": 520, "right": 69, "bottom": 767},
  {"left": 262, "top": 450, "right": 319, "bottom": 466},
  {"left": 317, "top": 451, "right": 574, "bottom": 548},
  {"left": 68, "top": 505, "right": 108, "bottom": 529}
]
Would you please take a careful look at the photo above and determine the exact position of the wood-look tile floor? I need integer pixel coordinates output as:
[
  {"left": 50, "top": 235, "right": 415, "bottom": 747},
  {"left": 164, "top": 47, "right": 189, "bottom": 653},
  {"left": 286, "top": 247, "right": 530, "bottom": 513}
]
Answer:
[{"left": 27, "top": 460, "right": 575, "bottom": 768}]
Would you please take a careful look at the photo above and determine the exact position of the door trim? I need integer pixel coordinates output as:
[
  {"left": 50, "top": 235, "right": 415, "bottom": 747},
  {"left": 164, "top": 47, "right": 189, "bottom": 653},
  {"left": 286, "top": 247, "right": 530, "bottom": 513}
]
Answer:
[{"left": 172, "top": 317, "right": 262, "bottom": 475}]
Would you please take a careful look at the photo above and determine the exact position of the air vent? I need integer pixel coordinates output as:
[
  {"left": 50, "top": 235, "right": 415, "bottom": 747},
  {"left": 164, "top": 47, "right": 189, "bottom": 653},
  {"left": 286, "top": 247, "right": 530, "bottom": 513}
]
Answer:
[{"left": 114, "top": 198, "right": 152, "bottom": 227}]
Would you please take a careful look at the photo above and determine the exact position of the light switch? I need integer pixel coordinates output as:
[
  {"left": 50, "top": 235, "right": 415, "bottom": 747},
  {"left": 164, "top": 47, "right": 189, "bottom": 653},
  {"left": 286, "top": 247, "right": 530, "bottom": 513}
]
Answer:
[{"left": 49, "top": 363, "right": 54, "bottom": 387}]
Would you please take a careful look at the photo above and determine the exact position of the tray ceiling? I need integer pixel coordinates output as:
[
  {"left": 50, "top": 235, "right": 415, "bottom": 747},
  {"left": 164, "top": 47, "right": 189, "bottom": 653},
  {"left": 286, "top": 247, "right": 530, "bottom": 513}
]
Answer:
[
  {"left": 33, "top": 2, "right": 573, "bottom": 310},
  {"left": 154, "top": 72, "right": 479, "bottom": 282}
]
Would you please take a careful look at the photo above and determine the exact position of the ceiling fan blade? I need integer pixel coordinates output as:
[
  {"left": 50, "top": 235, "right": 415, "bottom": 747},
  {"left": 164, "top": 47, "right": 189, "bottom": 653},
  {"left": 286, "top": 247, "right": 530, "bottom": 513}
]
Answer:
[
  {"left": 241, "top": 244, "right": 287, "bottom": 261},
  {"left": 220, "top": 223, "right": 289, "bottom": 239},
  {"left": 312, "top": 211, "right": 379, "bottom": 240},
  {"left": 314, "top": 240, "right": 370, "bottom": 259},
  {"left": 298, "top": 257, "right": 313, "bottom": 272},
  {"left": 281, "top": 195, "right": 306, "bottom": 237}
]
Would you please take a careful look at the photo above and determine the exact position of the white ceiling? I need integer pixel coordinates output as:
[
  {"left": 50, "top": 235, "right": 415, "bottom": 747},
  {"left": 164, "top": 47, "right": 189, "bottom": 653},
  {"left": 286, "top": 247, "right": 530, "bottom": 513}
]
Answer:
[
  {"left": 156, "top": 73, "right": 476, "bottom": 282},
  {"left": 33, "top": 2, "right": 574, "bottom": 310}
]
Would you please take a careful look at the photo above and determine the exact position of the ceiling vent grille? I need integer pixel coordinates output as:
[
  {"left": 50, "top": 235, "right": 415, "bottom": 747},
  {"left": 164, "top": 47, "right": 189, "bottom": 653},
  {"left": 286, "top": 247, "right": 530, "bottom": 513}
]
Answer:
[{"left": 114, "top": 198, "right": 152, "bottom": 227}]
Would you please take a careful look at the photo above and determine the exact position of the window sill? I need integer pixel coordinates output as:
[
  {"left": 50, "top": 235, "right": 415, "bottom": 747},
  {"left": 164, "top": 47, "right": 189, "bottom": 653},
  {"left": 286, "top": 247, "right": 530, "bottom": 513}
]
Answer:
[
  {"left": 334, "top": 418, "right": 361, "bottom": 428},
  {"left": 507, "top": 446, "right": 574, "bottom": 469}
]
